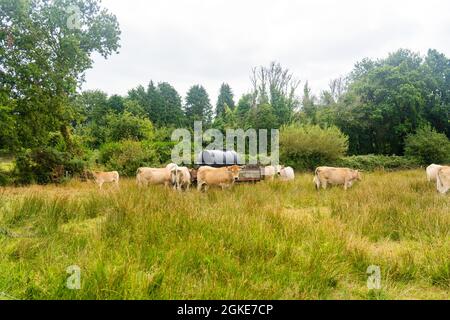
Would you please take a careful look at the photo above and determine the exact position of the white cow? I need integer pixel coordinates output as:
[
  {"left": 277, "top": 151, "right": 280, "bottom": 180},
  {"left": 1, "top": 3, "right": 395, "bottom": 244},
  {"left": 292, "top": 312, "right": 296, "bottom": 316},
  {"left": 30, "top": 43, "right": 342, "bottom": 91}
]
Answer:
[
  {"left": 136, "top": 163, "right": 178, "bottom": 187},
  {"left": 280, "top": 167, "right": 295, "bottom": 181},
  {"left": 314, "top": 166, "right": 361, "bottom": 190},
  {"left": 436, "top": 166, "right": 450, "bottom": 194},
  {"left": 426, "top": 164, "right": 443, "bottom": 182},
  {"left": 89, "top": 171, "right": 119, "bottom": 189},
  {"left": 263, "top": 165, "right": 283, "bottom": 180},
  {"left": 171, "top": 166, "right": 191, "bottom": 191}
]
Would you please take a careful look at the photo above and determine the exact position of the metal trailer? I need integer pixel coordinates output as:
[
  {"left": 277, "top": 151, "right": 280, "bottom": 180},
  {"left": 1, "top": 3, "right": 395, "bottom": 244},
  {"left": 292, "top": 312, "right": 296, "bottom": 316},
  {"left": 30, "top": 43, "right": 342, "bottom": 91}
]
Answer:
[{"left": 191, "top": 150, "right": 263, "bottom": 184}]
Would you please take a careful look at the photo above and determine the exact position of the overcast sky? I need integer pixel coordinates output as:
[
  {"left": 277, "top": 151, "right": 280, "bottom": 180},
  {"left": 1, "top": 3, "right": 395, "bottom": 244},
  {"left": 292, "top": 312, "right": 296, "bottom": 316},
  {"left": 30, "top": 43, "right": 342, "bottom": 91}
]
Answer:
[{"left": 83, "top": 0, "right": 450, "bottom": 104}]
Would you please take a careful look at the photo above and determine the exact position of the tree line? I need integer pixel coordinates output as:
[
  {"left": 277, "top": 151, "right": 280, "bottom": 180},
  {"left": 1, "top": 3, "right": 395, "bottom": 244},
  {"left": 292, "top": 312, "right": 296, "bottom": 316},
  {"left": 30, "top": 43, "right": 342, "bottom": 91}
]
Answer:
[{"left": 1, "top": 0, "right": 449, "bottom": 184}]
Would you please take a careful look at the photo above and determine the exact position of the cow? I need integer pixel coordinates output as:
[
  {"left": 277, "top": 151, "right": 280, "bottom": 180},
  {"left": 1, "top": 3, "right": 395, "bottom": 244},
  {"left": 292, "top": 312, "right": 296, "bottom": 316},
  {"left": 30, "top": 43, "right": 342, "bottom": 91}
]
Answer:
[
  {"left": 136, "top": 163, "right": 178, "bottom": 187},
  {"left": 171, "top": 166, "right": 191, "bottom": 191},
  {"left": 436, "top": 166, "right": 450, "bottom": 194},
  {"left": 280, "top": 166, "right": 295, "bottom": 181},
  {"left": 197, "top": 165, "right": 242, "bottom": 192},
  {"left": 263, "top": 165, "right": 283, "bottom": 180},
  {"left": 426, "top": 164, "right": 443, "bottom": 182},
  {"left": 87, "top": 171, "right": 119, "bottom": 189},
  {"left": 313, "top": 166, "right": 361, "bottom": 190}
]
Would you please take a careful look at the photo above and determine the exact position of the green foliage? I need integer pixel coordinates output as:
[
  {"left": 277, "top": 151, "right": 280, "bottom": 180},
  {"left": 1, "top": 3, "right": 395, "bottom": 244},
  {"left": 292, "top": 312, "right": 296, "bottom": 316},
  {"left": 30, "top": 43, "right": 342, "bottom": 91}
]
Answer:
[
  {"left": 404, "top": 126, "right": 450, "bottom": 165},
  {"left": 106, "top": 112, "right": 154, "bottom": 142},
  {"left": 14, "top": 148, "right": 83, "bottom": 185},
  {"left": 1, "top": 0, "right": 121, "bottom": 149},
  {"left": 330, "top": 49, "right": 450, "bottom": 155},
  {"left": 185, "top": 85, "right": 213, "bottom": 126},
  {"left": 280, "top": 124, "right": 349, "bottom": 170},
  {"left": 216, "top": 83, "right": 235, "bottom": 117},
  {"left": 0, "top": 171, "right": 448, "bottom": 299},
  {"left": 333, "top": 155, "right": 421, "bottom": 171},
  {"left": 98, "top": 141, "right": 159, "bottom": 176}
]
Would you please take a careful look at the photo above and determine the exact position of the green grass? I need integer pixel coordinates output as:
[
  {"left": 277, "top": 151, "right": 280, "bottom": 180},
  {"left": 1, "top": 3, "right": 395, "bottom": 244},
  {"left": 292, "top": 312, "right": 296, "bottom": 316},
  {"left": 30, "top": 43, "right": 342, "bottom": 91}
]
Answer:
[{"left": 0, "top": 170, "right": 448, "bottom": 300}]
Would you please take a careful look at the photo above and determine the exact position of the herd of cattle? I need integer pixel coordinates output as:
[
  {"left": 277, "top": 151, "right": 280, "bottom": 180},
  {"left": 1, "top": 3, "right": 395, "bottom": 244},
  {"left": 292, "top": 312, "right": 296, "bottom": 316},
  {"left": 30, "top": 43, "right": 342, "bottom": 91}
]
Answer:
[{"left": 87, "top": 163, "right": 450, "bottom": 194}]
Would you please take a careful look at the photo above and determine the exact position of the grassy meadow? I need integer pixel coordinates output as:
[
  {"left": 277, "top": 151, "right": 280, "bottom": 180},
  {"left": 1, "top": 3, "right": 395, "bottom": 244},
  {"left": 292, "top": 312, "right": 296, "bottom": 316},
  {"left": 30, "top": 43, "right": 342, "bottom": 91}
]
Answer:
[{"left": 0, "top": 169, "right": 448, "bottom": 300}]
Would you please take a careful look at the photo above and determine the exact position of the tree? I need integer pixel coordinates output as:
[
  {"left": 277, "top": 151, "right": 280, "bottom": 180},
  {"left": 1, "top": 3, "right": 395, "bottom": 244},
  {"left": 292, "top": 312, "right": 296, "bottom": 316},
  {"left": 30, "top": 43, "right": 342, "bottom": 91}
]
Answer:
[
  {"left": 404, "top": 125, "right": 450, "bottom": 165},
  {"left": 128, "top": 81, "right": 185, "bottom": 127},
  {"left": 236, "top": 94, "right": 253, "bottom": 127},
  {"left": 185, "top": 85, "right": 212, "bottom": 126},
  {"left": 0, "top": 0, "right": 121, "bottom": 151},
  {"left": 250, "top": 62, "right": 300, "bottom": 127},
  {"left": 216, "top": 83, "right": 235, "bottom": 117}
]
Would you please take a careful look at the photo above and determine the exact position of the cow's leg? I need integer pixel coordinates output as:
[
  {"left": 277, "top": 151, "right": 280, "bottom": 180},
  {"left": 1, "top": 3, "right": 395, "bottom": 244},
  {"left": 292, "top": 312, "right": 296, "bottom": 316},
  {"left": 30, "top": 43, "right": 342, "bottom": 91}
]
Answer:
[
  {"left": 197, "top": 182, "right": 204, "bottom": 192},
  {"left": 98, "top": 181, "right": 103, "bottom": 190},
  {"left": 322, "top": 181, "right": 327, "bottom": 190}
]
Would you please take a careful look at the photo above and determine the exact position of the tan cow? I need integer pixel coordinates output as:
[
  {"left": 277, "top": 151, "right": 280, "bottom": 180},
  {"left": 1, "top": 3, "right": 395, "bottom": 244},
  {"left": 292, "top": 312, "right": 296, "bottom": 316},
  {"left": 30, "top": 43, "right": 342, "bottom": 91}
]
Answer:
[
  {"left": 426, "top": 164, "right": 443, "bottom": 182},
  {"left": 88, "top": 171, "right": 119, "bottom": 189},
  {"left": 436, "top": 166, "right": 450, "bottom": 194},
  {"left": 136, "top": 163, "right": 178, "bottom": 187},
  {"left": 197, "top": 165, "right": 242, "bottom": 192},
  {"left": 313, "top": 166, "right": 361, "bottom": 190},
  {"left": 172, "top": 166, "right": 191, "bottom": 191}
]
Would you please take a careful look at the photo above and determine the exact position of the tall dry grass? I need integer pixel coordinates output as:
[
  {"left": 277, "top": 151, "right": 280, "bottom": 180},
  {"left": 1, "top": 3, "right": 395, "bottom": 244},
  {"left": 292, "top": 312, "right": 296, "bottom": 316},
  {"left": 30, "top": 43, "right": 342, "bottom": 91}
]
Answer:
[{"left": 0, "top": 170, "right": 448, "bottom": 300}]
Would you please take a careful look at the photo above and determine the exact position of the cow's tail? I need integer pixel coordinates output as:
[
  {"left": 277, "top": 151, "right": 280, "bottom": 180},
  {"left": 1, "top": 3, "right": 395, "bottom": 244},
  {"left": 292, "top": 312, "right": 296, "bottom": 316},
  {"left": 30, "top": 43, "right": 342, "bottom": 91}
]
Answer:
[
  {"left": 313, "top": 167, "right": 321, "bottom": 190},
  {"left": 136, "top": 168, "right": 142, "bottom": 186},
  {"left": 436, "top": 169, "right": 445, "bottom": 193}
]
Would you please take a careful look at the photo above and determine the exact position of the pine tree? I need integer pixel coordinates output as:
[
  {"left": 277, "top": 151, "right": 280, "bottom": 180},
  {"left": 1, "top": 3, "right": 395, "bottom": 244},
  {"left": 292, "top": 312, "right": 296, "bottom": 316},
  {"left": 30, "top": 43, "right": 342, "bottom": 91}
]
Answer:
[
  {"left": 185, "top": 85, "right": 213, "bottom": 126},
  {"left": 216, "top": 83, "right": 235, "bottom": 117}
]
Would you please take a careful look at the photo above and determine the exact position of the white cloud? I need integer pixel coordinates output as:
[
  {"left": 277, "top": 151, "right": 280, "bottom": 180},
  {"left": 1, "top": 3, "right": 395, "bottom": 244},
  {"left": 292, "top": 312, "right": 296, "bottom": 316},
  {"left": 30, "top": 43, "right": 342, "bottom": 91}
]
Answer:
[{"left": 83, "top": 0, "right": 450, "bottom": 103}]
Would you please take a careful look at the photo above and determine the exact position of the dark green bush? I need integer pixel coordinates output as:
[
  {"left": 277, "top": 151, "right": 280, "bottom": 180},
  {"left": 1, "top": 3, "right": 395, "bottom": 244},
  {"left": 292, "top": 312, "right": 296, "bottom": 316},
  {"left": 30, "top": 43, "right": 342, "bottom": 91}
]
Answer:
[
  {"left": 280, "top": 124, "right": 349, "bottom": 170},
  {"left": 14, "top": 148, "right": 87, "bottom": 185},
  {"left": 15, "top": 148, "right": 70, "bottom": 184},
  {"left": 98, "top": 140, "right": 159, "bottom": 176},
  {"left": 333, "top": 155, "right": 421, "bottom": 171},
  {"left": 404, "top": 126, "right": 450, "bottom": 165},
  {"left": 0, "top": 170, "right": 12, "bottom": 186}
]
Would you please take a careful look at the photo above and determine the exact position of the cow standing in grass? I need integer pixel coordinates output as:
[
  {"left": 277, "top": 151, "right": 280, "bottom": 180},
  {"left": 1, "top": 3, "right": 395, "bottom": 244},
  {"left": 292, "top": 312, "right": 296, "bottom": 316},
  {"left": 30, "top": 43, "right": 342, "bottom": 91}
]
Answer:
[
  {"left": 280, "top": 167, "right": 295, "bottom": 181},
  {"left": 436, "top": 166, "right": 450, "bottom": 194},
  {"left": 313, "top": 167, "right": 361, "bottom": 190},
  {"left": 88, "top": 171, "right": 120, "bottom": 189},
  {"left": 136, "top": 163, "right": 178, "bottom": 187},
  {"left": 197, "top": 165, "right": 242, "bottom": 192},
  {"left": 171, "top": 166, "right": 191, "bottom": 191},
  {"left": 426, "top": 164, "right": 443, "bottom": 182}
]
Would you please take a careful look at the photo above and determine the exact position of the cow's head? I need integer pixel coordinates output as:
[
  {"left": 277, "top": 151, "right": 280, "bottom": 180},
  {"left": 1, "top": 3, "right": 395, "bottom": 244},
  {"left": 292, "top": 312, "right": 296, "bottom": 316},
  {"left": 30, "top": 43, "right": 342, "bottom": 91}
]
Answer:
[
  {"left": 275, "top": 165, "right": 284, "bottom": 175},
  {"left": 354, "top": 170, "right": 362, "bottom": 181},
  {"left": 227, "top": 165, "right": 242, "bottom": 182}
]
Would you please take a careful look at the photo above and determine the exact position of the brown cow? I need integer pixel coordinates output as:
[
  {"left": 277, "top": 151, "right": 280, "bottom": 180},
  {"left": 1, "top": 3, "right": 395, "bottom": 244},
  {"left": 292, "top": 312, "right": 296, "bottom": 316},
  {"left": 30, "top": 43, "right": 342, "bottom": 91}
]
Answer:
[
  {"left": 313, "top": 166, "right": 361, "bottom": 190},
  {"left": 197, "top": 165, "right": 242, "bottom": 192}
]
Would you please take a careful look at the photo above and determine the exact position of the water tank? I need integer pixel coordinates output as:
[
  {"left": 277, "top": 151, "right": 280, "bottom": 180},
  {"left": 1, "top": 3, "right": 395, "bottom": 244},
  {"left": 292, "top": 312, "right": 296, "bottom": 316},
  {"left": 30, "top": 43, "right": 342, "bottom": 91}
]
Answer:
[{"left": 196, "top": 150, "right": 243, "bottom": 167}]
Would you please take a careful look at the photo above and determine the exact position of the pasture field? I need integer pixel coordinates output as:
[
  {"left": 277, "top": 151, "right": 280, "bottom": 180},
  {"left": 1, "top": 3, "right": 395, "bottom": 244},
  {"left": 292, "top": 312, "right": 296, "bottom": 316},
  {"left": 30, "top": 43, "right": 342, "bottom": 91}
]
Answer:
[{"left": 0, "top": 170, "right": 448, "bottom": 300}]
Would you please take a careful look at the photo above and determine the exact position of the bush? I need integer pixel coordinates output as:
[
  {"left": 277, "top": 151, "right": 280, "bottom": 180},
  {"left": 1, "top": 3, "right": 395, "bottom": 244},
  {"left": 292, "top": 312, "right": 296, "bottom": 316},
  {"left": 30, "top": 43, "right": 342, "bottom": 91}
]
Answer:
[
  {"left": 333, "top": 155, "right": 421, "bottom": 171},
  {"left": 13, "top": 148, "right": 87, "bottom": 185},
  {"left": 0, "top": 170, "right": 12, "bottom": 186},
  {"left": 98, "top": 140, "right": 159, "bottom": 176},
  {"left": 280, "top": 124, "right": 349, "bottom": 170},
  {"left": 404, "top": 126, "right": 450, "bottom": 165}
]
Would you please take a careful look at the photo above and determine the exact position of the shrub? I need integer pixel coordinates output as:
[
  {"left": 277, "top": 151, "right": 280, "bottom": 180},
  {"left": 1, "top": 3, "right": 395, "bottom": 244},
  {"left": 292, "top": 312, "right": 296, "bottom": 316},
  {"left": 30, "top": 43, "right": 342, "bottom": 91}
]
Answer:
[
  {"left": 333, "top": 155, "right": 421, "bottom": 171},
  {"left": 98, "top": 140, "right": 159, "bottom": 176},
  {"left": 0, "top": 170, "right": 12, "bottom": 186},
  {"left": 280, "top": 124, "right": 349, "bottom": 170},
  {"left": 404, "top": 125, "right": 450, "bottom": 165}
]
